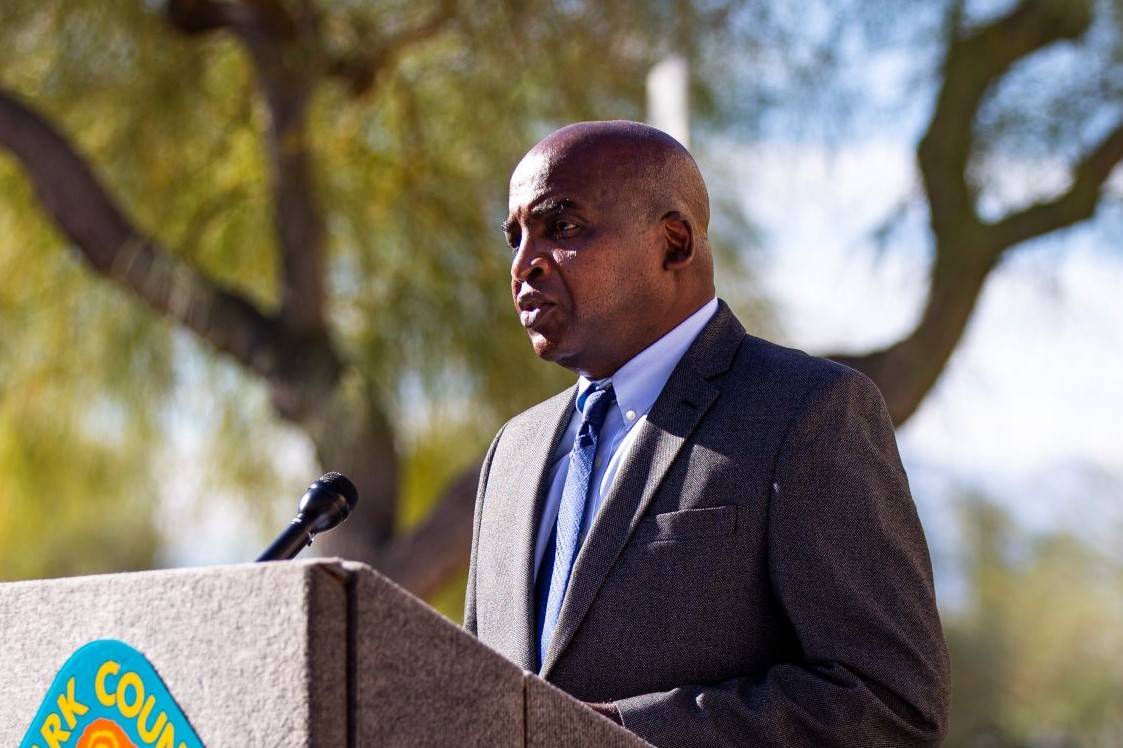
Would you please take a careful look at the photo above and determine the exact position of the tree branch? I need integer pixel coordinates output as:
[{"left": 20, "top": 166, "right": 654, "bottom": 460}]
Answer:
[
  {"left": 166, "top": 0, "right": 295, "bottom": 39},
  {"left": 169, "top": 0, "right": 325, "bottom": 335},
  {"left": 3, "top": 9, "right": 413, "bottom": 572},
  {"left": 326, "top": 1, "right": 457, "bottom": 97},
  {"left": 989, "top": 120, "right": 1123, "bottom": 249},
  {"left": 918, "top": 0, "right": 1092, "bottom": 237},
  {"left": 167, "top": 0, "right": 251, "bottom": 34},
  {"left": 830, "top": 0, "right": 1105, "bottom": 425},
  {"left": 0, "top": 84, "right": 407, "bottom": 573},
  {"left": 0, "top": 88, "right": 287, "bottom": 377},
  {"left": 377, "top": 460, "right": 481, "bottom": 599}
]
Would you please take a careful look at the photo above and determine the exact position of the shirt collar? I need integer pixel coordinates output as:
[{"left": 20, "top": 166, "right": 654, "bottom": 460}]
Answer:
[{"left": 576, "top": 297, "right": 719, "bottom": 427}]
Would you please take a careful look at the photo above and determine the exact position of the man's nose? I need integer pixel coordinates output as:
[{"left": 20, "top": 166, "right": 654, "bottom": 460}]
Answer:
[{"left": 511, "top": 236, "right": 549, "bottom": 283}]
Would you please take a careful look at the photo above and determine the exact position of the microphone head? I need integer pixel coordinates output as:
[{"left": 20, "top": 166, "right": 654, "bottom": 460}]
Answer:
[
  {"left": 298, "top": 472, "right": 359, "bottom": 533},
  {"left": 317, "top": 472, "right": 359, "bottom": 508}
]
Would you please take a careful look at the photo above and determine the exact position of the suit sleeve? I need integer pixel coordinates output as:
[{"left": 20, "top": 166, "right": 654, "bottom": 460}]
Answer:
[
  {"left": 613, "top": 369, "right": 951, "bottom": 747},
  {"left": 463, "top": 424, "right": 505, "bottom": 636}
]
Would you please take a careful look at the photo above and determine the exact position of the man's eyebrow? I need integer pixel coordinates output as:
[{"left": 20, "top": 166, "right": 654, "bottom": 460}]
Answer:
[
  {"left": 501, "top": 198, "right": 578, "bottom": 236},
  {"left": 529, "top": 198, "right": 576, "bottom": 219}
]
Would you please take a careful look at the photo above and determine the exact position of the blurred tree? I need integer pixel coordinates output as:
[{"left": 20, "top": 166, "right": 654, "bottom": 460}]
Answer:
[
  {"left": 944, "top": 498, "right": 1123, "bottom": 746},
  {"left": 0, "top": 0, "right": 762, "bottom": 589},
  {"left": 824, "top": 0, "right": 1123, "bottom": 422},
  {"left": 0, "top": 0, "right": 1121, "bottom": 601}
]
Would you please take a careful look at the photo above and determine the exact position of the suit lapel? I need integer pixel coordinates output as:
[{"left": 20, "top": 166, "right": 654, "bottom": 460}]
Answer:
[
  {"left": 540, "top": 302, "right": 746, "bottom": 678},
  {"left": 505, "top": 387, "right": 575, "bottom": 672}
]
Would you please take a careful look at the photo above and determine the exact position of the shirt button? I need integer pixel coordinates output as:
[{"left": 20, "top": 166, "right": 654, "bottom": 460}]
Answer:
[{"left": 625, "top": 409, "right": 636, "bottom": 421}]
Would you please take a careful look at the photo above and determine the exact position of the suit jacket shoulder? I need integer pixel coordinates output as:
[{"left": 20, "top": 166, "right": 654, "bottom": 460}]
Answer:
[{"left": 731, "top": 331, "right": 875, "bottom": 410}]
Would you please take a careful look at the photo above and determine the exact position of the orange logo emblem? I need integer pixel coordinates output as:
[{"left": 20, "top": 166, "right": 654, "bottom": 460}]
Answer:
[{"left": 75, "top": 719, "right": 137, "bottom": 748}]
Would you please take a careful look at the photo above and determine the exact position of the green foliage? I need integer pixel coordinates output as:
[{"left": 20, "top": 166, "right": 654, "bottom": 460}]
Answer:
[
  {"left": 0, "top": 1, "right": 273, "bottom": 578},
  {"left": 0, "top": 189, "right": 168, "bottom": 575},
  {"left": 0, "top": 0, "right": 767, "bottom": 579},
  {"left": 944, "top": 498, "right": 1123, "bottom": 747}
]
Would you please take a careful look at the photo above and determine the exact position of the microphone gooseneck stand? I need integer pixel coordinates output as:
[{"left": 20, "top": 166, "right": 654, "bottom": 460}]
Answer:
[{"left": 256, "top": 472, "right": 360, "bottom": 562}]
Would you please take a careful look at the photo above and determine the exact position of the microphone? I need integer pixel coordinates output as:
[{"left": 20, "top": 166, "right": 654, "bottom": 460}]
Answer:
[{"left": 256, "top": 472, "right": 359, "bottom": 562}]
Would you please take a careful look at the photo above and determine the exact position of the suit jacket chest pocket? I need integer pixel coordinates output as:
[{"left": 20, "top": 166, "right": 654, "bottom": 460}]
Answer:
[
  {"left": 611, "top": 504, "right": 743, "bottom": 638},
  {"left": 631, "top": 504, "right": 738, "bottom": 544}
]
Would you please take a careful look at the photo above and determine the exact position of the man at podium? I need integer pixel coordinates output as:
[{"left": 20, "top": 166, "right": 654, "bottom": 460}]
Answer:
[{"left": 464, "top": 120, "right": 950, "bottom": 747}]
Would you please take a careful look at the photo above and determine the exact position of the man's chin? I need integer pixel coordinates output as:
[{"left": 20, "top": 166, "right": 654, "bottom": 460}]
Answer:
[
  {"left": 528, "top": 331, "right": 579, "bottom": 367},
  {"left": 531, "top": 336, "right": 601, "bottom": 378},
  {"left": 529, "top": 332, "right": 564, "bottom": 362}
]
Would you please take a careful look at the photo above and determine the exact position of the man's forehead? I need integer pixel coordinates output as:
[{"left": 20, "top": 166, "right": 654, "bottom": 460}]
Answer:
[
  {"left": 507, "top": 145, "right": 617, "bottom": 215},
  {"left": 508, "top": 150, "right": 554, "bottom": 209}
]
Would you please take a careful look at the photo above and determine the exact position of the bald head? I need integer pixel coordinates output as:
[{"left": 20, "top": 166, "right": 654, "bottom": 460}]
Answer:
[
  {"left": 506, "top": 120, "right": 717, "bottom": 378},
  {"left": 524, "top": 121, "right": 711, "bottom": 237}
]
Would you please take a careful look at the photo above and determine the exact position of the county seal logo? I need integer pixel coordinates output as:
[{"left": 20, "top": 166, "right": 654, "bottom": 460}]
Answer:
[{"left": 20, "top": 640, "right": 203, "bottom": 748}]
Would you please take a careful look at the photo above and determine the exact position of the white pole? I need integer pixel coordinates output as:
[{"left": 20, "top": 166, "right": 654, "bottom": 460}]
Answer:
[{"left": 646, "top": 55, "right": 690, "bottom": 149}]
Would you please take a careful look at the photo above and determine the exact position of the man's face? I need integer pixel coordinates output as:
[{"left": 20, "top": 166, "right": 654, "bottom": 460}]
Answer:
[{"left": 504, "top": 145, "right": 669, "bottom": 378}]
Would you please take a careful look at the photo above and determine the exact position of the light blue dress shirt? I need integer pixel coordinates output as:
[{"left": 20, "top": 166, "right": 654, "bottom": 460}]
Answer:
[{"left": 533, "top": 297, "right": 719, "bottom": 582}]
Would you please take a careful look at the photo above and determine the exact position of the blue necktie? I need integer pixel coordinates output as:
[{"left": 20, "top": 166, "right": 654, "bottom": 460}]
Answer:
[{"left": 535, "top": 385, "right": 616, "bottom": 671}]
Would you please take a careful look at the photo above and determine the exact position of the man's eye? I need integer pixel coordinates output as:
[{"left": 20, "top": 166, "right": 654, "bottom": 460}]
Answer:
[
  {"left": 552, "top": 221, "right": 579, "bottom": 237},
  {"left": 505, "top": 231, "right": 521, "bottom": 251}
]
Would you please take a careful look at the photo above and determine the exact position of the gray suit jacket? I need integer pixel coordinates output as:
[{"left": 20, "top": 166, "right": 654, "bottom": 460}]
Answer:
[{"left": 464, "top": 302, "right": 950, "bottom": 747}]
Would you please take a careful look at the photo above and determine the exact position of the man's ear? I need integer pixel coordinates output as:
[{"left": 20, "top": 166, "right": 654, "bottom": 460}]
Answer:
[{"left": 661, "top": 211, "right": 694, "bottom": 270}]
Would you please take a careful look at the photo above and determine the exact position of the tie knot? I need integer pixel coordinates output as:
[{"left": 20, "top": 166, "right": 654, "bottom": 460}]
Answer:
[{"left": 580, "top": 385, "right": 616, "bottom": 432}]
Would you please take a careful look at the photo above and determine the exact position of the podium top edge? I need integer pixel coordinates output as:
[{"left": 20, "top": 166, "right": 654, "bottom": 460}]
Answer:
[{"left": 0, "top": 557, "right": 389, "bottom": 589}]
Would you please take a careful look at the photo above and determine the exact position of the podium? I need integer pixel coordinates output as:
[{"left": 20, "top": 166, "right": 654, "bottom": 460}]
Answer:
[{"left": 0, "top": 559, "right": 648, "bottom": 746}]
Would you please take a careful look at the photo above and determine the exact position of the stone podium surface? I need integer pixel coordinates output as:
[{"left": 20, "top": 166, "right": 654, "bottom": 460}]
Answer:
[{"left": 0, "top": 559, "right": 647, "bottom": 747}]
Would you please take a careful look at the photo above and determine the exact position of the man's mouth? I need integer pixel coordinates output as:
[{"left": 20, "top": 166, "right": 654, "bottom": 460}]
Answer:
[
  {"left": 516, "top": 289, "right": 558, "bottom": 330},
  {"left": 520, "top": 303, "right": 556, "bottom": 329}
]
